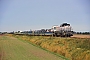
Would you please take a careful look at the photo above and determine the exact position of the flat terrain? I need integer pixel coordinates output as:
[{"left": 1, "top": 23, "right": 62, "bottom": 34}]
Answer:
[
  {"left": 13, "top": 34, "right": 90, "bottom": 60},
  {"left": 71, "top": 34, "right": 90, "bottom": 38},
  {"left": 0, "top": 35, "right": 64, "bottom": 60}
]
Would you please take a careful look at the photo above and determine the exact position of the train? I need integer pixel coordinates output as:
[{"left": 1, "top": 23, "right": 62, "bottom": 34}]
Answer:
[
  {"left": 51, "top": 23, "right": 73, "bottom": 37},
  {"left": 15, "top": 23, "right": 73, "bottom": 37}
]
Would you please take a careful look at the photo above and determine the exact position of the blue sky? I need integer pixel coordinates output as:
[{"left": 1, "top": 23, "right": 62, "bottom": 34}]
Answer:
[{"left": 0, "top": 0, "right": 90, "bottom": 32}]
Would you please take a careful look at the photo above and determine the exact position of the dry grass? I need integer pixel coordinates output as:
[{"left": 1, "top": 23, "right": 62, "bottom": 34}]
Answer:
[{"left": 12, "top": 35, "right": 90, "bottom": 60}]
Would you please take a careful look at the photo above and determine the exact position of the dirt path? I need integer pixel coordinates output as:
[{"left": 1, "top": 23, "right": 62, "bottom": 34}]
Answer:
[
  {"left": 0, "top": 36, "right": 64, "bottom": 60},
  {"left": 71, "top": 34, "right": 90, "bottom": 38}
]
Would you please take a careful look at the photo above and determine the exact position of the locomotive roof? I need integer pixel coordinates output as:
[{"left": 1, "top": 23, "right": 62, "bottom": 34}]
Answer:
[{"left": 60, "top": 23, "right": 70, "bottom": 27}]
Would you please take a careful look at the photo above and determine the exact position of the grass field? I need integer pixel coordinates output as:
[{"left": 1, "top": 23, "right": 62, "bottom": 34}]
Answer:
[
  {"left": 0, "top": 35, "right": 64, "bottom": 60},
  {"left": 11, "top": 34, "right": 90, "bottom": 60}
]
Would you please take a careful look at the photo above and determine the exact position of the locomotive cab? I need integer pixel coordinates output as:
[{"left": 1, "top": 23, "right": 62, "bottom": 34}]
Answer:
[{"left": 52, "top": 23, "right": 73, "bottom": 37}]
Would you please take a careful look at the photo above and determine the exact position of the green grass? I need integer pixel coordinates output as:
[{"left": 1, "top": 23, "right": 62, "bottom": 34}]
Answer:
[
  {"left": 18, "top": 37, "right": 69, "bottom": 60},
  {"left": 0, "top": 35, "right": 64, "bottom": 60},
  {"left": 12, "top": 35, "right": 90, "bottom": 60}
]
